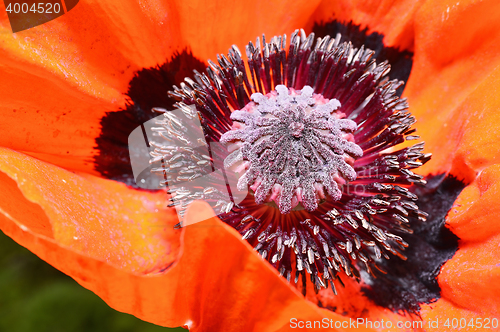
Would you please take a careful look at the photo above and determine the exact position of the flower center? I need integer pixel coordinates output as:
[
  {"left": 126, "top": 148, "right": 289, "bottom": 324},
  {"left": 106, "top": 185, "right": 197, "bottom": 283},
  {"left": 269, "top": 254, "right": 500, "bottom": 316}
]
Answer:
[
  {"left": 151, "top": 29, "right": 433, "bottom": 296},
  {"left": 221, "top": 85, "right": 363, "bottom": 213}
]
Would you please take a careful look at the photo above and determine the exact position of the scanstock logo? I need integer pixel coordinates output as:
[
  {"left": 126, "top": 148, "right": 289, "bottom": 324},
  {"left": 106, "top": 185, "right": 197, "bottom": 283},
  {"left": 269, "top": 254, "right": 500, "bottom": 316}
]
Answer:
[{"left": 3, "top": 0, "right": 79, "bottom": 33}]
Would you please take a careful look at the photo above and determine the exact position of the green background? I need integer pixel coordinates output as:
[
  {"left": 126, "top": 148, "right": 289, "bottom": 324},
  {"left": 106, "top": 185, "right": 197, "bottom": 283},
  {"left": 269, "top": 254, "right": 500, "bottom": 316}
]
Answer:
[{"left": 0, "top": 230, "right": 187, "bottom": 332}]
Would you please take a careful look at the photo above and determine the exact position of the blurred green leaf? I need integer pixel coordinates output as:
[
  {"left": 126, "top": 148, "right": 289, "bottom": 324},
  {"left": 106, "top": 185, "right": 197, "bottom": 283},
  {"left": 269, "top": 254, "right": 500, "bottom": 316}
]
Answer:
[{"left": 0, "top": 230, "right": 186, "bottom": 332}]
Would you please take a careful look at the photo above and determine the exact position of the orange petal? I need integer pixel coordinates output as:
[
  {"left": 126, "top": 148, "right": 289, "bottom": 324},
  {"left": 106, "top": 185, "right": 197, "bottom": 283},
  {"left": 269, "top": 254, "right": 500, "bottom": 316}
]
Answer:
[
  {"left": 420, "top": 298, "right": 495, "bottom": 332},
  {"left": 452, "top": 70, "right": 500, "bottom": 174},
  {"left": 0, "top": 148, "right": 378, "bottom": 331},
  {"left": 447, "top": 164, "right": 500, "bottom": 242},
  {"left": 172, "top": 0, "right": 323, "bottom": 62},
  {"left": 405, "top": 0, "right": 500, "bottom": 179},
  {"left": 0, "top": 60, "right": 117, "bottom": 175},
  {"left": 0, "top": 148, "right": 180, "bottom": 273},
  {"left": 0, "top": 0, "right": 187, "bottom": 174},
  {"left": 438, "top": 232, "right": 500, "bottom": 316},
  {"left": 306, "top": 276, "right": 419, "bottom": 330},
  {"left": 307, "top": 0, "right": 423, "bottom": 50},
  {"left": 0, "top": 170, "right": 53, "bottom": 239},
  {"left": 0, "top": 1, "right": 184, "bottom": 99}
]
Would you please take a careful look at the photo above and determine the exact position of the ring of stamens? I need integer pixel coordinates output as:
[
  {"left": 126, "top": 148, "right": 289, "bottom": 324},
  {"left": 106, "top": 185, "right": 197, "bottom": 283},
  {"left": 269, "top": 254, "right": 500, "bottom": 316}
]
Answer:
[{"left": 150, "top": 29, "right": 432, "bottom": 294}]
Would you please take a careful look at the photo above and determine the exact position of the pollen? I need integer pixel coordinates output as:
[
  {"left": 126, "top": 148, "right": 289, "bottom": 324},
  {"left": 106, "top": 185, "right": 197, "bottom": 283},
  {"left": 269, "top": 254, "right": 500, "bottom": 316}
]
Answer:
[{"left": 221, "top": 85, "right": 362, "bottom": 213}]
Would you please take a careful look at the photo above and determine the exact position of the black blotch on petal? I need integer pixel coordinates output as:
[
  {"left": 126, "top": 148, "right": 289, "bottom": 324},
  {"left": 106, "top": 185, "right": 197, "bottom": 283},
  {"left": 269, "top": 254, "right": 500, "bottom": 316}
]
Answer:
[
  {"left": 361, "top": 174, "right": 465, "bottom": 315},
  {"left": 312, "top": 20, "right": 413, "bottom": 96},
  {"left": 94, "top": 49, "right": 206, "bottom": 185}
]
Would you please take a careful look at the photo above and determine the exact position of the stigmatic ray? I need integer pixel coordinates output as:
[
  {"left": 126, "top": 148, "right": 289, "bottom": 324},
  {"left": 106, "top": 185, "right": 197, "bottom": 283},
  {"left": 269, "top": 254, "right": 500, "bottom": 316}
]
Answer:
[{"left": 149, "top": 29, "right": 431, "bottom": 294}]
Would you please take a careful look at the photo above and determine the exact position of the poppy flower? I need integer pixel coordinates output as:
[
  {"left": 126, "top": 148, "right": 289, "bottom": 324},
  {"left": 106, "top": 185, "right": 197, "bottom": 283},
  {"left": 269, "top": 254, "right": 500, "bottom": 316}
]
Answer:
[{"left": 1, "top": 0, "right": 500, "bottom": 331}]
